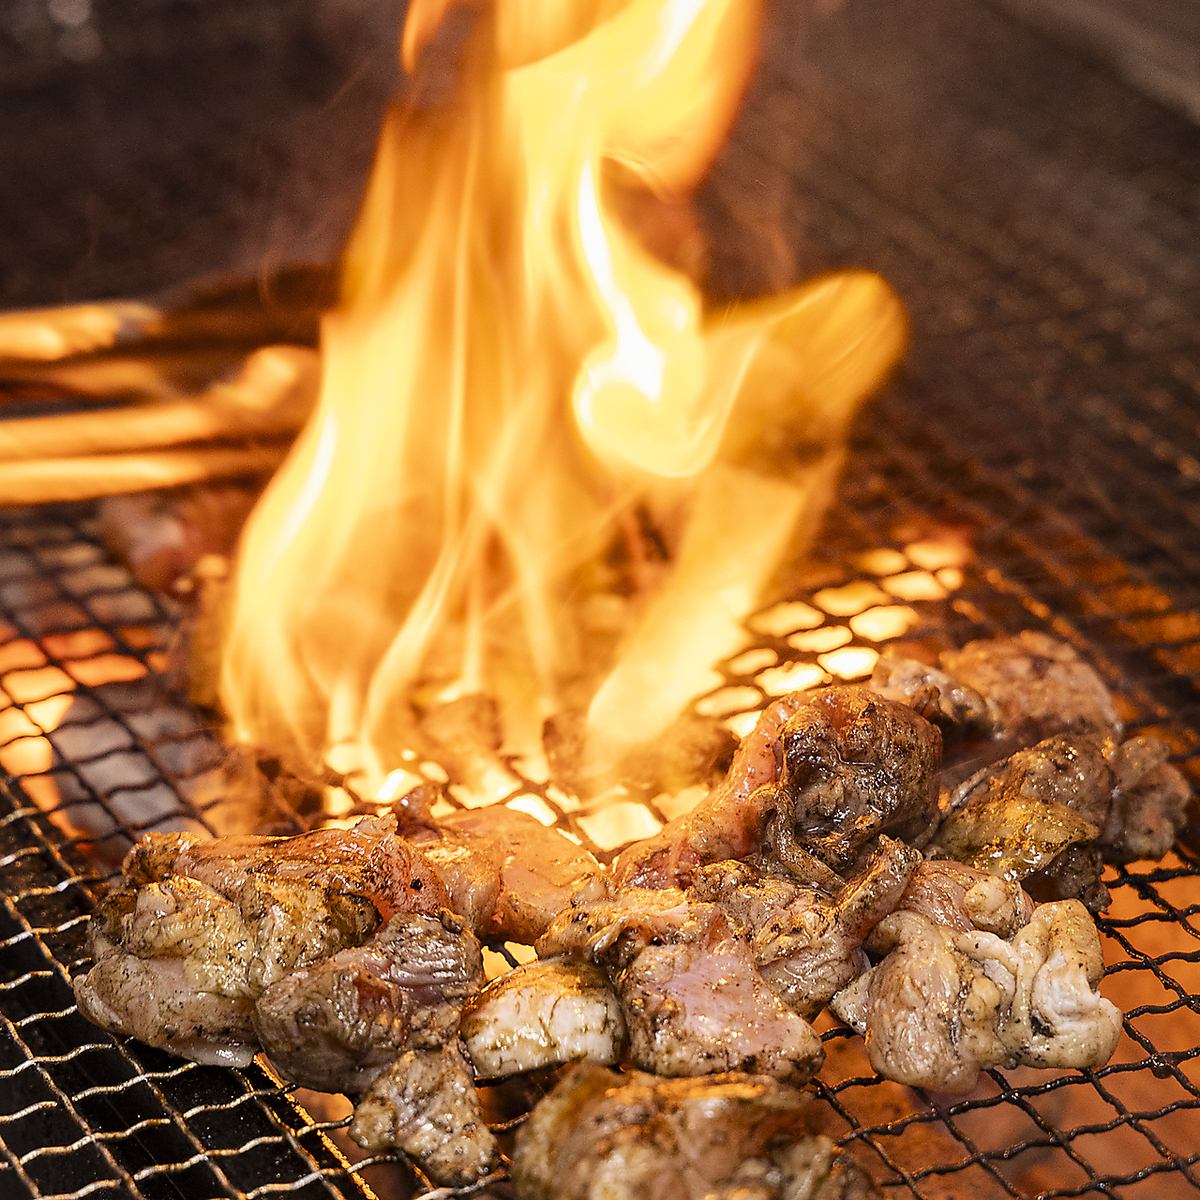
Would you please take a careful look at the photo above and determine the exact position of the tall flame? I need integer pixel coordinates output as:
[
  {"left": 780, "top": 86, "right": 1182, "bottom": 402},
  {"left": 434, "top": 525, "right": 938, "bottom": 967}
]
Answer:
[{"left": 220, "top": 0, "right": 906, "bottom": 792}]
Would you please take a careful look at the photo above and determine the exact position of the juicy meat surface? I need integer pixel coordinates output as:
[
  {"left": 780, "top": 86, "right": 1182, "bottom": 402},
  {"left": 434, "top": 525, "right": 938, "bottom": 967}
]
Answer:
[
  {"left": 349, "top": 1043, "right": 499, "bottom": 1186},
  {"left": 74, "top": 815, "right": 453, "bottom": 1061},
  {"left": 610, "top": 692, "right": 809, "bottom": 889},
  {"left": 895, "top": 859, "right": 1034, "bottom": 936},
  {"left": 692, "top": 836, "right": 921, "bottom": 1017},
  {"left": 253, "top": 911, "right": 482, "bottom": 1092},
  {"left": 426, "top": 806, "right": 602, "bottom": 943},
  {"left": 778, "top": 689, "right": 942, "bottom": 870},
  {"left": 617, "top": 937, "right": 824, "bottom": 1083},
  {"left": 511, "top": 1063, "right": 880, "bottom": 1200},
  {"left": 459, "top": 959, "right": 625, "bottom": 1078},
  {"left": 936, "top": 733, "right": 1192, "bottom": 909},
  {"left": 832, "top": 897, "right": 1120, "bottom": 1092},
  {"left": 611, "top": 688, "right": 940, "bottom": 886}
]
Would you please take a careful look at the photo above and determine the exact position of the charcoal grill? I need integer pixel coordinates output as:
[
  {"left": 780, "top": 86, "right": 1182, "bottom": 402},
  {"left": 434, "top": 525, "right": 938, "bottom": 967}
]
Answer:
[{"left": 2, "top": 0, "right": 1199, "bottom": 1197}]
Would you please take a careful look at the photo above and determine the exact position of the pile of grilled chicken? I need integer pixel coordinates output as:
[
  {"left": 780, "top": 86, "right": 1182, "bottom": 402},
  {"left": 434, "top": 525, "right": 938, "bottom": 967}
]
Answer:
[{"left": 74, "top": 632, "right": 1191, "bottom": 1197}]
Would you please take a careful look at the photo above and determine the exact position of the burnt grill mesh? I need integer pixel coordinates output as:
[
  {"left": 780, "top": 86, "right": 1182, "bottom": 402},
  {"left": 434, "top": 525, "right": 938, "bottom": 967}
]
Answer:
[{"left": 2, "top": 0, "right": 1200, "bottom": 1197}]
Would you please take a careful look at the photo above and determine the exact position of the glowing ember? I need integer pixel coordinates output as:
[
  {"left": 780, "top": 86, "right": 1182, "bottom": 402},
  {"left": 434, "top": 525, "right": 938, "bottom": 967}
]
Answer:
[{"left": 219, "top": 0, "right": 907, "bottom": 797}]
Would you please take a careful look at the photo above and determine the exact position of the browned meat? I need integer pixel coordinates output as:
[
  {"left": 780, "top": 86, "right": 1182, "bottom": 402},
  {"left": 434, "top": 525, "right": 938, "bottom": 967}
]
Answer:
[
  {"left": 611, "top": 688, "right": 939, "bottom": 886},
  {"left": 873, "top": 632, "right": 1121, "bottom": 745},
  {"left": 778, "top": 688, "right": 941, "bottom": 870},
  {"left": 895, "top": 859, "right": 1034, "bottom": 936},
  {"left": 433, "top": 806, "right": 602, "bottom": 942},
  {"left": 537, "top": 886, "right": 717, "bottom": 970},
  {"left": 349, "top": 1043, "right": 499, "bottom": 1186},
  {"left": 832, "top": 897, "right": 1121, "bottom": 1093},
  {"left": 935, "top": 733, "right": 1191, "bottom": 910},
  {"left": 611, "top": 692, "right": 809, "bottom": 889},
  {"left": 692, "top": 836, "right": 921, "bottom": 1017},
  {"left": 511, "top": 1063, "right": 881, "bottom": 1200},
  {"left": 74, "top": 814, "right": 493, "bottom": 1188},
  {"left": 253, "top": 911, "right": 482, "bottom": 1092},
  {"left": 75, "top": 816, "right": 432, "bottom": 1065},
  {"left": 539, "top": 887, "right": 824, "bottom": 1083},
  {"left": 617, "top": 937, "right": 824, "bottom": 1083},
  {"left": 460, "top": 960, "right": 626, "bottom": 1078},
  {"left": 869, "top": 652, "right": 992, "bottom": 730}
]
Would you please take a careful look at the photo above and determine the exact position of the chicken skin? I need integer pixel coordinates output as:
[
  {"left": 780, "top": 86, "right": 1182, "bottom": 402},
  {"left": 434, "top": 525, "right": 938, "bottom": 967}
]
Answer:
[{"left": 832, "top": 883, "right": 1120, "bottom": 1093}]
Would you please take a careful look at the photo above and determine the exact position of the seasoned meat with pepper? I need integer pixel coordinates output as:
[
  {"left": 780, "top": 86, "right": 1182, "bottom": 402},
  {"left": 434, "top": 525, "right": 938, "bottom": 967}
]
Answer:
[
  {"left": 895, "top": 859, "right": 1034, "bottom": 936},
  {"left": 617, "top": 936, "right": 824, "bottom": 1083},
  {"left": 426, "top": 805, "right": 603, "bottom": 942},
  {"left": 460, "top": 960, "right": 625, "bottom": 1077},
  {"left": 692, "top": 836, "right": 920, "bottom": 1017},
  {"left": 74, "top": 815, "right": 441, "bottom": 1063},
  {"left": 832, "top": 895, "right": 1120, "bottom": 1092},
  {"left": 935, "top": 733, "right": 1191, "bottom": 910},
  {"left": 74, "top": 814, "right": 492, "bottom": 1187},
  {"left": 511, "top": 1063, "right": 881, "bottom": 1200},
  {"left": 350, "top": 1043, "right": 499, "bottom": 1186},
  {"left": 539, "top": 889, "right": 824, "bottom": 1083},
  {"left": 253, "top": 910, "right": 482, "bottom": 1092},
  {"left": 612, "top": 688, "right": 939, "bottom": 886},
  {"left": 777, "top": 688, "right": 941, "bottom": 870}
]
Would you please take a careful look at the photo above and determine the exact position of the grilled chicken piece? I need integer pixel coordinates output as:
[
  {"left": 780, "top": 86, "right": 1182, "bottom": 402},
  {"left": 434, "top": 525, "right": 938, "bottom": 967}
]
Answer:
[
  {"left": 611, "top": 688, "right": 939, "bottom": 886},
  {"left": 935, "top": 733, "right": 1192, "bottom": 910},
  {"left": 611, "top": 692, "right": 810, "bottom": 889},
  {"left": 511, "top": 1063, "right": 880, "bottom": 1200},
  {"left": 540, "top": 889, "right": 823, "bottom": 1083},
  {"left": 776, "top": 689, "right": 941, "bottom": 870},
  {"left": 350, "top": 1043, "right": 499, "bottom": 1186},
  {"left": 460, "top": 960, "right": 625, "bottom": 1077},
  {"left": 254, "top": 911, "right": 482, "bottom": 1092},
  {"left": 617, "top": 937, "right": 824, "bottom": 1083},
  {"left": 426, "top": 806, "right": 603, "bottom": 943},
  {"left": 74, "top": 815, "right": 452, "bottom": 1061},
  {"left": 832, "top": 896, "right": 1120, "bottom": 1092},
  {"left": 895, "top": 859, "right": 1034, "bottom": 936},
  {"left": 872, "top": 632, "right": 1122, "bottom": 745},
  {"left": 692, "top": 836, "right": 921, "bottom": 1017}
]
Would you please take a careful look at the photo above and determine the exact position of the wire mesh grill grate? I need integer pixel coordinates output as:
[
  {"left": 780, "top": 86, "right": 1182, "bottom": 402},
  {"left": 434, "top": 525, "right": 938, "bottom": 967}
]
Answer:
[{"left": 2, "top": 0, "right": 1200, "bottom": 1196}]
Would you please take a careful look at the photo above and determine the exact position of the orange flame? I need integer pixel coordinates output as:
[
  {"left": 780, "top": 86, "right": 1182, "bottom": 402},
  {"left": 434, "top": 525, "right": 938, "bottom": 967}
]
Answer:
[{"left": 219, "top": 0, "right": 906, "bottom": 793}]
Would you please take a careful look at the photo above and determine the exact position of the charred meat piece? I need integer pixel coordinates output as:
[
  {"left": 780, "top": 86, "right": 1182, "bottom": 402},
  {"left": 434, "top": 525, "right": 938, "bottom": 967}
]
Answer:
[
  {"left": 460, "top": 960, "right": 625, "bottom": 1078},
  {"left": 511, "top": 1063, "right": 880, "bottom": 1200},
  {"left": 540, "top": 890, "right": 823, "bottom": 1083},
  {"left": 253, "top": 911, "right": 482, "bottom": 1092},
  {"left": 537, "top": 886, "right": 719, "bottom": 970},
  {"left": 692, "top": 836, "right": 921, "bottom": 1017},
  {"left": 611, "top": 688, "right": 939, "bottom": 886},
  {"left": 895, "top": 859, "right": 1034, "bottom": 936},
  {"left": 832, "top": 895, "right": 1120, "bottom": 1093},
  {"left": 935, "top": 733, "right": 1191, "bottom": 909},
  {"left": 778, "top": 688, "right": 941, "bottom": 870},
  {"left": 350, "top": 1043, "right": 499, "bottom": 1186},
  {"left": 75, "top": 816, "right": 432, "bottom": 1064}
]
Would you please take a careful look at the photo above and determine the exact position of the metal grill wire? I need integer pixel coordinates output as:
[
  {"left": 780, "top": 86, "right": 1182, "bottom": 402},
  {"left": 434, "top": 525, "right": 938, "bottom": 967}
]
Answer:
[{"left": 2, "top": 0, "right": 1200, "bottom": 1197}]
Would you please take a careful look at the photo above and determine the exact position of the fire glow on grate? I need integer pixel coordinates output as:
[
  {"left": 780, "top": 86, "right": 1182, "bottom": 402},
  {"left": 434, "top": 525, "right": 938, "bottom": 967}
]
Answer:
[{"left": 0, "top": 491, "right": 1197, "bottom": 1198}]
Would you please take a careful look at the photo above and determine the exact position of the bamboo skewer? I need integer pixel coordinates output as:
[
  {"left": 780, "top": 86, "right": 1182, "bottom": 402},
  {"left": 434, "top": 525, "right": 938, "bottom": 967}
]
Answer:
[
  {"left": 0, "top": 346, "right": 316, "bottom": 463},
  {"left": 0, "top": 345, "right": 317, "bottom": 505},
  {"left": 0, "top": 442, "right": 291, "bottom": 505}
]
